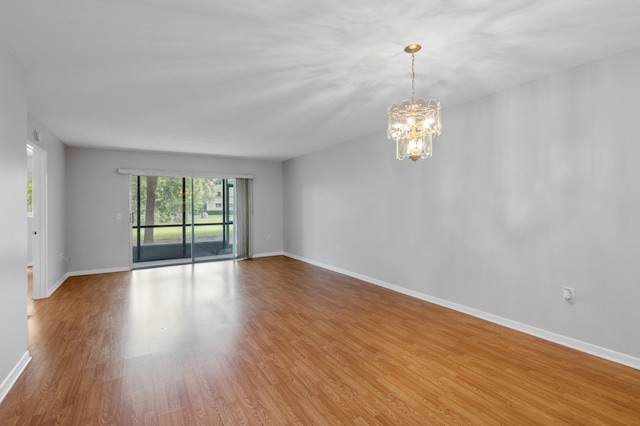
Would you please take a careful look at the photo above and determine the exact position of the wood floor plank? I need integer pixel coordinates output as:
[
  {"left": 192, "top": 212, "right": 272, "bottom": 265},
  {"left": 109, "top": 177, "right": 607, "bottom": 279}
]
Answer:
[{"left": 2, "top": 256, "right": 639, "bottom": 424}]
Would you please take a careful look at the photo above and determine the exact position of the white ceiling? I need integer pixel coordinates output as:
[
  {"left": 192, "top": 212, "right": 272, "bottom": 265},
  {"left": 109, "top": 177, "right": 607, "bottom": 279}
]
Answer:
[{"left": 1, "top": 0, "right": 639, "bottom": 160}]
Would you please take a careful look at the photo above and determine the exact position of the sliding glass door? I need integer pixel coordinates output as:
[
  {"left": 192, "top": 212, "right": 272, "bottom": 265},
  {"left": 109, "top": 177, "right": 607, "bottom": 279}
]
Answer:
[
  {"left": 191, "top": 178, "right": 234, "bottom": 260},
  {"left": 131, "top": 175, "right": 235, "bottom": 266}
]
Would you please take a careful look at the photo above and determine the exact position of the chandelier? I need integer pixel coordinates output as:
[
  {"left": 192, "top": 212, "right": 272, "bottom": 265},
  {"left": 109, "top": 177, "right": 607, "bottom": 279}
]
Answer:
[{"left": 387, "top": 44, "right": 442, "bottom": 162}]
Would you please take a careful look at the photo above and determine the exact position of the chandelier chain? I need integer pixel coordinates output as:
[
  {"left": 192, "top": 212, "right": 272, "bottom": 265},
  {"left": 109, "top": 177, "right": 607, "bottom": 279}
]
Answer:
[{"left": 411, "top": 53, "right": 415, "bottom": 103}]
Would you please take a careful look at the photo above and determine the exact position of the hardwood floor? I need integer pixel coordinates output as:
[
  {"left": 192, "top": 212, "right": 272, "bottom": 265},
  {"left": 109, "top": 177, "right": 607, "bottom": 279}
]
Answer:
[{"left": 1, "top": 256, "right": 639, "bottom": 425}]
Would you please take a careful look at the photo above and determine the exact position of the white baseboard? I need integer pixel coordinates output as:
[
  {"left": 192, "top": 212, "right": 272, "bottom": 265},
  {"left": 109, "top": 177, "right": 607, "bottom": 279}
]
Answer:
[
  {"left": 0, "top": 351, "right": 31, "bottom": 404},
  {"left": 67, "top": 266, "right": 131, "bottom": 277},
  {"left": 284, "top": 252, "right": 640, "bottom": 371},
  {"left": 44, "top": 267, "right": 130, "bottom": 298},
  {"left": 252, "top": 251, "right": 284, "bottom": 259},
  {"left": 40, "top": 267, "right": 130, "bottom": 299},
  {"left": 47, "top": 273, "right": 69, "bottom": 297}
]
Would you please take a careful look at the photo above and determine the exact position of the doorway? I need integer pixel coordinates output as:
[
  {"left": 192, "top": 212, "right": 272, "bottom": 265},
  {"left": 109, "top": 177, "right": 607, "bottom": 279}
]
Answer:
[
  {"left": 130, "top": 175, "right": 235, "bottom": 267},
  {"left": 27, "top": 143, "right": 47, "bottom": 300}
]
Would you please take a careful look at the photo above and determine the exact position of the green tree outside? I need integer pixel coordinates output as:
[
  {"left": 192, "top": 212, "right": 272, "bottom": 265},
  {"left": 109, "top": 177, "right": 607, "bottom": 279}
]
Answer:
[{"left": 27, "top": 176, "right": 33, "bottom": 214}]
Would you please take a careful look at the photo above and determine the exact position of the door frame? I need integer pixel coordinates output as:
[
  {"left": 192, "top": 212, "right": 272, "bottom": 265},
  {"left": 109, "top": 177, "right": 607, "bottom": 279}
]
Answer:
[{"left": 28, "top": 143, "right": 48, "bottom": 300}]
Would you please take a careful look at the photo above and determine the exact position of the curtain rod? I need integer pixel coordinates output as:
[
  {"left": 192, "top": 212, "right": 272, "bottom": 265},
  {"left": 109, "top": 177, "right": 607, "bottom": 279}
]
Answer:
[{"left": 116, "top": 168, "right": 254, "bottom": 179}]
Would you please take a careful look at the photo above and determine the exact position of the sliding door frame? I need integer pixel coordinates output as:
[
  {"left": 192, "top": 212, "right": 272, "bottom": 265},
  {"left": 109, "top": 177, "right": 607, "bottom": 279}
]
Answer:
[{"left": 128, "top": 173, "right": 242, "bottom": 268}]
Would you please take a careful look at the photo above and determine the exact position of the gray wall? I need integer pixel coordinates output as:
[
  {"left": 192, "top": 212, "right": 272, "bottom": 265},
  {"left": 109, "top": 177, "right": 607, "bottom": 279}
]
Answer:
[
  {"left": 65, "top": 147, "right": 283, "bottom": 272},
  {"left": 0, "top": 45, "right": 28, "bottom": 390},
  {"left": 28, "top": 115, "right": 68, "bottom": 293},
  {"left": 284, "top": 47, "right": 640, "bottom": 359}
]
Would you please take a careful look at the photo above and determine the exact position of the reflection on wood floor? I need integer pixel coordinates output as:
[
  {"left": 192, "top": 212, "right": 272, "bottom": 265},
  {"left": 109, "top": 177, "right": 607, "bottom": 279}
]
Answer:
[{"left": 2, "top": 256, "right": 639, "bottom": 424}]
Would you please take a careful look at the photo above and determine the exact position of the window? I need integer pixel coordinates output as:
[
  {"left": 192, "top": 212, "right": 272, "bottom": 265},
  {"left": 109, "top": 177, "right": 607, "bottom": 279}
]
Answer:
[{"left": 26, "top": 176, "right": 33, "bottom": 216}]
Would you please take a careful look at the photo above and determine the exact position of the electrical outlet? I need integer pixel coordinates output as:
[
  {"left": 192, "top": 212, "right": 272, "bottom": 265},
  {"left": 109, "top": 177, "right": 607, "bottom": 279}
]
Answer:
[{"left": 563, "top": 287, "right": 575, "bottom": 303}]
